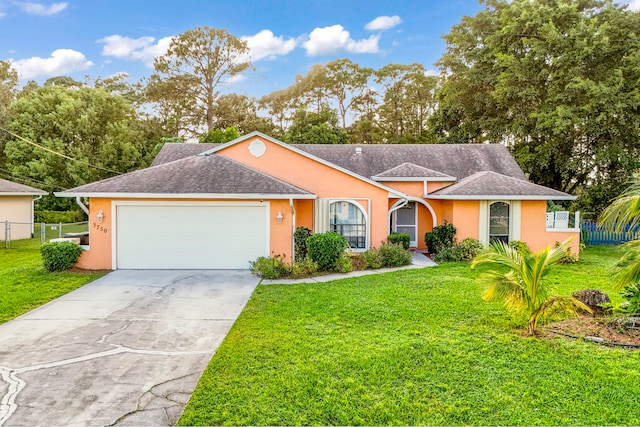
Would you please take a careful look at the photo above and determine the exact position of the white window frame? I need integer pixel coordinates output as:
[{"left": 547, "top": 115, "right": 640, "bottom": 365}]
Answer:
[
  {"left": 328, "top": 199, "right": 370, "bottom": 251},
  {"left": 479, "top": 200, "right": 521, "bottom": 246}
]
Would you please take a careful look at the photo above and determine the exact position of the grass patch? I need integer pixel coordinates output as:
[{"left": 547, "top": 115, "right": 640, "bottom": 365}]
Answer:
[
  {"left": 0, "top": 233, "right": 104, "bottom": 324},
  {"left": 180, "top": 245, "right": 640, "bottom": 426}
]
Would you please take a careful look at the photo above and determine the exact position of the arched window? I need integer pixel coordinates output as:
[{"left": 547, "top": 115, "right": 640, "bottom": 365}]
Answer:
[
  {"left": 489, "top": 202, "right": 510, "bottom": 243},
  {"left": 330, "top": 201, "right": 366, "bottom": 249}
]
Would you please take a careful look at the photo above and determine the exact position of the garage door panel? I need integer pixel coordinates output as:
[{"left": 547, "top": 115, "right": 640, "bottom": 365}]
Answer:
[{"left": 116, "top": 204, "right": 268, "bottom": 269}]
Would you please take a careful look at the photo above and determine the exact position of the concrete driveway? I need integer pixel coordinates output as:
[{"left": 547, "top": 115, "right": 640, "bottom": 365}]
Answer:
[{"left": 0, "top": 270, "right": 259, "bottom": 426}]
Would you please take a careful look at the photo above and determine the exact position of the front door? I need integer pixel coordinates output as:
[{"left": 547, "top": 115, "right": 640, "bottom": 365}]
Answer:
[{"left": 393, "top": 202, "right": 417, "bottom": 247}]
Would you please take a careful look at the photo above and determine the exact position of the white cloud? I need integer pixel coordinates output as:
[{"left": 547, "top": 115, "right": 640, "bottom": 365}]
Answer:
[
  {"left": 19, "top": 2, "right": 68, "bottom": 15},
  {"left": 425, "top": 69, "right": 439, "bottom": 77},
  {"left": 627, "top": 0, "right": 640, "bottom": 11},
  {"left": 97, "top": 35, "right": 173, "bottom": 67},
  {"left": 0, "top": 12, "right": 6, "bottom": 19},
  {"left": 11, "top": 49, "right": 93, "bottom": 79},
  {"left": 303, "top": 25, "right": 380, "bottom": 56},
  {"left": 365, "top": 15, "right": 402, "bottom": 31},
  {"left": 241, "top": 30, "right": 297, "bottom": 61}
]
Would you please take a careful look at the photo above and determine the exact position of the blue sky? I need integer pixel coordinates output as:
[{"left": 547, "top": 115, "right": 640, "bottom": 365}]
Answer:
[{"left": 1, "top": 0, "right": 639, "bottom": 99}]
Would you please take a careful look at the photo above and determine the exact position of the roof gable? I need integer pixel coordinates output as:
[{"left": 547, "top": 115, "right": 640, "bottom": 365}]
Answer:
[
  {"left": 57, "top": 154, "right": 314, "bottom": 198},
  {"left": 371, "top": 163, "right": 456, "bottom": 181},
  {"left": 428, "top": 171, "right": 575, "bottom": 200},
  {"left": 0, "top": 178, "right": 47, "bottom": 195},
  {"left": 204, "top": 131, "right": 407, "bottom": 197}
]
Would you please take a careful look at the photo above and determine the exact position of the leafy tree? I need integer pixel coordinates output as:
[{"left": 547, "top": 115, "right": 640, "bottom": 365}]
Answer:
[
  {"left": 375, "top": 63, "right": 439, "bottom": 143},
  {"left": 3, "top": 85, "right": 157, "bottom": 191},
  {"left": 210, "top": 93, "right": 273, "bottom": 135},
  {"left": 146, "top": 26, "right": 252, "bottom": 140},
  {"left": 472, "top": 239, "right": 590, "bottom": 336},
  {"left": 0, "top": 61, "right": 18, "bottom": 168},
  {"left": 434, "top": 0, "right": 640, "bottom": 212},
  {"left": 199, "top": 125, "right": 240, "bottom": 143},
  {"left": 284, "top": 108, "right": 348, "bottom": 144}
]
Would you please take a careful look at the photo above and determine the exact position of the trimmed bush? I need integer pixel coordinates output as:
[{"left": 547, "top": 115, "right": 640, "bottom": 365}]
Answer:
[
  {"left": 455, "top": 238, "right": 484, "bottom": 261},
  {"left": 387, "top": 232, "right": 411, "bottom": 250},
  {"left": 290, "top": 258, "right": 319, "bottom": 279},
  {"left": 362, "top": 247, "right": 384, "bottom": 269},
  {"left": 307, "top": 232, "right": 348, "bottom": 271},
  {"left": 378, "top": 242, "right": 413, "bottom": 267},
  {"left": 425, "top": 221, "right": 456, "bottom": 254},
  {"left": 249, "top": 254, "right": 290, "bottom": 279},
  {"left": 40, "top": 241, "right": 83, "bottom": 272},
  {"left": 293, "top": 226, "right": 312, "bottom": 262}
]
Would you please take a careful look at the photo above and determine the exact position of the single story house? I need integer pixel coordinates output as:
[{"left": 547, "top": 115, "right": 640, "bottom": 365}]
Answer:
[
  {"left": 56, "top": 132, "right": 580, "bottom": 270},
  {"left": 0, "top": 178, "right": 47, "bottom": 241}
]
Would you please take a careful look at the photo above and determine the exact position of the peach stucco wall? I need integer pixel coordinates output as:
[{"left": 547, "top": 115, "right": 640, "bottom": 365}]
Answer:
[
  {"left": 219, "top": 136, "right": 391, "bottom": 247},
  {"left": 0, "top": 196, "right": 35, "bottom": 240},
  {"left": 451, "top": 200, "right": 480, "bottom": 240},
  {"left": 520, "top": 200, "right": 580, "bottom": 255}
]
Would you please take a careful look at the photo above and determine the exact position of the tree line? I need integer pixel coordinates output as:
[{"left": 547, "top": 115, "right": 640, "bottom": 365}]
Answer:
[{"left": 1, "top": 0, "right": 639, "bottom": 215}]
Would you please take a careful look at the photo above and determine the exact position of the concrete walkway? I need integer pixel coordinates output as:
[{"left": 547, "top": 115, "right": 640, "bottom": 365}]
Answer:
[
  {"left": 262, "top": 251, "right": 437, "bottom": 285},
  {"left": 0, "top": 270, "right": 259, "bottom": 426}
]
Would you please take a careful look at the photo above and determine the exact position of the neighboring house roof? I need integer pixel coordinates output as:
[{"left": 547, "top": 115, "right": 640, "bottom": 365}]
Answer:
[
  {"left": 0, "top": 178, "right": 47, "bottom": 196},
  {"left": 427, "top": 171, "right": 575, "bottom": 200},
  {"left": 371, "top": 163, "right": 456, "bottom": 181},
  {"left": 56, "top": 154, "right": 315, "bottom": 199},
  {"left": 151, "top": 143, "right": 220, "bottom": 166}
]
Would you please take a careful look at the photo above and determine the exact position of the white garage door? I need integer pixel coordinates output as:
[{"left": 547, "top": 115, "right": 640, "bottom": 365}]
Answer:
[{"left": 116, "top": 203, "right": 269, "bottom": 269}]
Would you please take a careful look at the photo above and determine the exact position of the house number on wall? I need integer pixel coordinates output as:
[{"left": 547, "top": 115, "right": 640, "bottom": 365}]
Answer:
[{"left": 92, "top": 223, "right": 108, "bottom": 233}]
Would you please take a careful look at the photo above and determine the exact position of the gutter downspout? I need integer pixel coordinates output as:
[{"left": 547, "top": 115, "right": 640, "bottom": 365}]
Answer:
[
  {"left": 32, "top": 195, "right": 43, "bottom": 237},
  {"left": 290, "top": 198, "right": 296, "bottom": 261},
  {"left": 75, "top": 196, "right": 90, "bottom": 217}
]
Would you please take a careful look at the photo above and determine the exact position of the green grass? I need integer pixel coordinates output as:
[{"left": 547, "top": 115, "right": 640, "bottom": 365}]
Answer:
[
  {"left": 0, "top": 232, "right": 105, "bottom": 324},
  {"left": 180, "top": 245, "right": 640, "bottom": 426}
]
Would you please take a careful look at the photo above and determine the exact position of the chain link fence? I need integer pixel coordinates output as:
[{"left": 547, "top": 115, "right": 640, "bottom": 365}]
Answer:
[{"left": 2, "top": 221, "right": 89, "bottom": 248}]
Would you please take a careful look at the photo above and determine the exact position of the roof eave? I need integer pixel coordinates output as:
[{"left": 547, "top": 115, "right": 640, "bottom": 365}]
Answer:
[
  {"left": 426, "top": 194, "right": 577, "bottom": 201},
  {"left": 0, "top": 191, "right": 47, "bottom": 196},
  {"left": 54, "top": 192, "right": 318, "bottom": 200}
]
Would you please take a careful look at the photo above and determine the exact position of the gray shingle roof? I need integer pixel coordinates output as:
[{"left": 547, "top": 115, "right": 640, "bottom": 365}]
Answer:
[
  {"left": 153, "top": 141, "right": 526, "bottom": 181},
  {"left": 151, "top": 143, "right": 220, "bottom": 166},
  {"left": 295, "top": 143, "right": 526, "bottom": 181},
  {"left": 428, "top": 171, "right": 575, "bottom": 200},
  {"left": 371, "top": 162, "right": 456, "bottom": 180},
  {"left": 0, "top": 178, "right": 47, "bottom": 195},
  {"left": 59, "top": 154, "right": 313, "bottom": 196}
]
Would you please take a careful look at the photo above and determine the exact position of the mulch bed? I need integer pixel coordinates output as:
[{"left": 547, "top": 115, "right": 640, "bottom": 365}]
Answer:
[{"left": 540, "top": 314, "right": 640, "bottom": 347}]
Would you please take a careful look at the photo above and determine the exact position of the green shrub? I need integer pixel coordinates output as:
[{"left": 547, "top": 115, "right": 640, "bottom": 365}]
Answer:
[
  {"left": 290, "top": 258, "right": 319, "bottom": 279},
  {"left": 378, "top": 242, "right": 413, "bottom": 267},
  {"left": 307, "top": 232, "right": 348, "bottom": 271},
  {"left": 425, "top": 221, "right": 456, "bottom": 254},
  {"left": 362, "top": 248, "right": 383, "bottom": 269},
  {"left": 508, "top": 240, "right": 529, "bottom": 254},
  {"left": 555, "top": 241, "right": 578, "bottom": 264},
  {"left": 433, "top": 238, "right": 483, "bottom": 263},
  {"left": 249, "top": 254, "right": 291, "bottom": 279},
  {"left": 40, "top": 241, "right": 83, "bottom": 272},
  {"left": 387, "top": 232, "right": 411, "bottom": 250},
  {"left": 336, "top": 252, "right": 354, "bottom": 273},
  {"left": 35, "top": 210, "right": 83, "bottom": 224},
  {"left": 293, "top": 226, "right": 312, "bottom": 262},
  {"left": 455, "top": 238, "right": 484, "bottom": 261}
]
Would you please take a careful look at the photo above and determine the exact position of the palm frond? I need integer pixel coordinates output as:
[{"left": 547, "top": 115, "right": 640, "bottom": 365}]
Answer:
[
  {"left": 530, "top": 295, "right": 591, "bottom": 331},
  {"left": 600, "top": 176, "right": 640, "bottom": 231},
  {"left": 614, "top": 239, "right": 640, "bottom": 289}
]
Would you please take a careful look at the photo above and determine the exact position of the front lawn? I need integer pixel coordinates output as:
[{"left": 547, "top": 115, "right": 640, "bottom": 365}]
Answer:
[
  {"left": 0, "top": 235, "right": 105, "bottom": 324},
  {"left": 180, "top": 245, "right": 640, "bottom": 426}
]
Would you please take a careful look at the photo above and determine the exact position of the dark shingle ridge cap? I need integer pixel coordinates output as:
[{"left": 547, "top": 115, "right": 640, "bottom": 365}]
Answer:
[{"left": 371, "top": 162, "right": 456, "bottom": 181}]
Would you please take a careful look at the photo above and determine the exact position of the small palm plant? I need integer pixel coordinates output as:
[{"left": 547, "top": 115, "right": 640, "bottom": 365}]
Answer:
[{"left": 472, "top": 239, "right": 591, "bottom": 336}]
